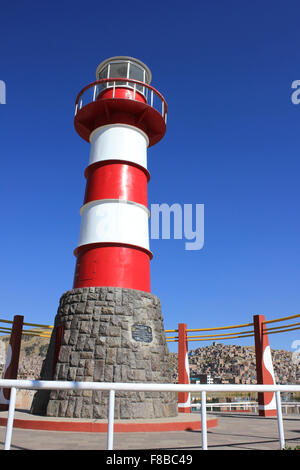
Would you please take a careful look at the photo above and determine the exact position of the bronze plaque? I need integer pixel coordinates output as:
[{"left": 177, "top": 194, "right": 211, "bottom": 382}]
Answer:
[{"left": 131, "top": 324, "right": 153, "bottom": 343}]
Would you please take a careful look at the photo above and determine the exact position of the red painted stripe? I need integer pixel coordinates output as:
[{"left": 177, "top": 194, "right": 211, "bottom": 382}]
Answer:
[
  {"left": 178, "top": 324, "right": 190, "bottom": 412},
  {"left": 84, "top": 162, "right": 148, "bottom": 207},
  {"left": 84, "top": 160, "right": 150, "bottom": 181},
  {"left": 178, "top": 407, "right": 191, "bottom": 414},
  {"left": 260, "top": 409, "right": 277, "bottom": 417},
  {"left": 73, "top": 244, "right": 151, "bottom": 292},
  {"left": 1, "top": 316, "right": 24, "bottom": 408},
  {"left": 0, "top": 417, "right": 218, "bottom": 433},
  {"left": 98, "top": 86, "right": 147, "bottom": 104}
]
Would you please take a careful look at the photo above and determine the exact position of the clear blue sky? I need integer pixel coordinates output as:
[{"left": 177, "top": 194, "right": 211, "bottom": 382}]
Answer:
[{"left": 0, "top": 1, "right": 299, "bottom": 354}]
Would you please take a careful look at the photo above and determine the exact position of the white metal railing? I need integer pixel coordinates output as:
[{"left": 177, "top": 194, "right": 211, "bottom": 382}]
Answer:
[
  {"left": 74, "top": 77, "right": 168, "bottom": 125},
  {"left": 1, "top": 380, "right": 300, "bottom": 451},
  {"left": 192, "top": 401, "right": 300, "bottom": 414},
  {"left": 192, "top": 401, "right": 258, "bottom": 412},
  {"left": 279, "top": 402, "right": 300, "bottom": 414}
]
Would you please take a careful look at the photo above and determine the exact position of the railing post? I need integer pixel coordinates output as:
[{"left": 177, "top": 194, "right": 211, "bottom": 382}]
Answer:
[
  {"left": 178, "top": 323, "right": 191, "bottom": 413},
  {"left": 201, "top": 390, "right": 208, "bottom": 450},
  {"left": 253, "top": 314, "right": 277, "bottom": 416},
  {"left": 4, "top": 386, "right": 17, "bottom": 450},
  {"left": 276, "top": 391, "right": 285, "bottom": 450},
  {"left": 107, "top": 389, "right": 115, "bottom": 450},
  {"left": 0, "top": 315, "right": 23, "bottom": 411},
  {"left": 93, "top": 85, "right": 97, "bottom": 101}
]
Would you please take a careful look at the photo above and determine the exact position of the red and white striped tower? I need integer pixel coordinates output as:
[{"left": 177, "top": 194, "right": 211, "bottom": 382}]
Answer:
[
  {"left": 31, "top": 58, "right": 179, "bottom": 419},
  {"left": 73, "top": 57, "right": 167, "bottom": 292}
]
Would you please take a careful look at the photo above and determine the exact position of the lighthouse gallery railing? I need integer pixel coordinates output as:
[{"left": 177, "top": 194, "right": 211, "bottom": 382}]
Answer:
[{"left": 74, "top": 77, "right": 168, "bottom": 124}]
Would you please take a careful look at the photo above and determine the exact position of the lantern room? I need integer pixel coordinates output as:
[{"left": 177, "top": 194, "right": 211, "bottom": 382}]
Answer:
[{"left": 95, "top": 56, "right": 151, "bottom": 103}]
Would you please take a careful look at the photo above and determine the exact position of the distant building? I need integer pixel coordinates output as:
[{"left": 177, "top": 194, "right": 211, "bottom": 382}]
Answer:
[{"left": 191, "top": 374, "right": 214, "bottom": 384}]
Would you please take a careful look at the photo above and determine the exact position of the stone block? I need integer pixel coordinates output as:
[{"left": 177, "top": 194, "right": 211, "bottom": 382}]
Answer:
[
  {"left": 104, "top": 365, "right": 114, "bottom": 382},
  {"left": 107, "top": 337, "right": 121, "bottom": 348},
  {"left": 70, "top": 351, "right": 80, "bottom": 367},
  {"left": 47, "top": 400, "right": 59, "bottom": 417},
  {"left": 84, "top": 359, "right": 94, "bottom": 377},
  {"left": 75, "top": 303, "right": 86, "bottom": 314},
  {"left": 93, "top": 404, "right": 107, "bottom": 419},
  {"left": 106, "top": 348, "right": 117, "bottom": 365},
  {"left": 58, "top": 345, "right": 70, "bottom": 363}
]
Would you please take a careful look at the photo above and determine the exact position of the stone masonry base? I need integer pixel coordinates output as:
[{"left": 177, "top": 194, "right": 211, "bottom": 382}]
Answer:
[{"left": 31, "top": 287, "right": 178, "bottom": 419}]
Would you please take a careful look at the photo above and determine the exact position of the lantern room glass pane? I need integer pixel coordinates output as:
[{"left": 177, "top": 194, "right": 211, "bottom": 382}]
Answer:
[
  {"left": 129, "top": 63, "right": 144, "bottom": 82},
  {"left": 109, "top": 62, "right": 128, "bottom": 79},
  {"left": 98, "top": 65, "right": 109, "bottom": 92},
  {"left": 129, "top": 63, "right": 145, "bottom": 92},
  {"left": 98, "top": 65, "right": 108, "bottom": 79},
  {"left": 107, "top": 62, "right": 128, "bottom": 88}
]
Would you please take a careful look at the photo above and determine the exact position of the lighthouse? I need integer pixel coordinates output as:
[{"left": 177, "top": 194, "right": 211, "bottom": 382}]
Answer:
[
  {"left": 31, "top": 57, "right": 178, "bottom": 420},
  {"left": 72, "top": 56, "right": 166, "bottom": 293}
]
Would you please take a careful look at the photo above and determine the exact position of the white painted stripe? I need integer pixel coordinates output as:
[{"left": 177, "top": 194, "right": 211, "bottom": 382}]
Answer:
[
  {"left": 178, "top": 400, "right": 191, "bottom": 408},
  {"left": 78, "top": 200, "right": 149, "bottom": 250},
  {"left": 89, "top": 124, "right": 149, "bottom": 169},
  {"left": 185, "top": 352, "right": 190, "bottom": 381},
  {"left": 79, "top": 199, "right": 150, "bottom": 217},
  {"left": 260, "top": 345, "right": 277, "bottom": 410},
  {"left": 263, "top": 345, "right": 276, "bottom": 383},
  {"left": 259, "top": 394, "right": 277, "bottom": 411}
]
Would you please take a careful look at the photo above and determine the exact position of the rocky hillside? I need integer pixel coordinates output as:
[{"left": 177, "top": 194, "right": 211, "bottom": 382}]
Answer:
[
  {"left": 0, "top": 333, "right": 49, "bottom": 379},
  {"left": 170, "top": 342, "right": 300, "bottom": 385}
]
